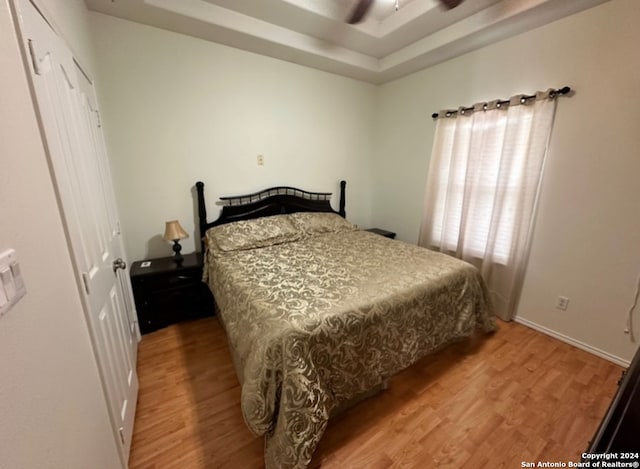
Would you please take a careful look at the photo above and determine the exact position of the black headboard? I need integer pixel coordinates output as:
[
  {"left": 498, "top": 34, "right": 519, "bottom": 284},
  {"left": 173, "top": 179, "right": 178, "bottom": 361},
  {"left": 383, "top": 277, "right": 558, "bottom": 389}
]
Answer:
[{"left": 196, "top": 180, "right": 346, "bottom": 250}]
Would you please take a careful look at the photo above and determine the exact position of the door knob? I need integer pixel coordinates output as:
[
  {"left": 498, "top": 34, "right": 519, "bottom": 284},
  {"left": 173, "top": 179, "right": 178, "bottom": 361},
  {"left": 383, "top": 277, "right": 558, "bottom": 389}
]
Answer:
[{"left": 112, "top": 258, "right": 127, "bottom": 272}]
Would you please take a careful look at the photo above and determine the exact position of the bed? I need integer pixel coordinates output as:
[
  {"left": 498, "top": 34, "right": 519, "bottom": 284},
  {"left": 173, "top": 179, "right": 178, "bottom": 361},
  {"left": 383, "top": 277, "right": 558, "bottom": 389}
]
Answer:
[{"left": 196, "top": 180, "right": 495, "bottom": 468}]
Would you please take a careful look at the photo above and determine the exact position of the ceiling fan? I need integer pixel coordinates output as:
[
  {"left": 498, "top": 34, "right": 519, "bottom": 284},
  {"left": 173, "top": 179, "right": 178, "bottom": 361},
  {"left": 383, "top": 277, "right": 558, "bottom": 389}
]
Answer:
[{"left": 347, "top": 0, "right": 465, "bottom": 24}]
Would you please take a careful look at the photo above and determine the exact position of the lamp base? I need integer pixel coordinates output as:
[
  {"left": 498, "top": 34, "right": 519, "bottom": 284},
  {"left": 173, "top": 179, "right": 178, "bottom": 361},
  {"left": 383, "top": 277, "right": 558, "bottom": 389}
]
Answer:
[{"left": 172, "top": 240, "right": 183, "bottom": 265}]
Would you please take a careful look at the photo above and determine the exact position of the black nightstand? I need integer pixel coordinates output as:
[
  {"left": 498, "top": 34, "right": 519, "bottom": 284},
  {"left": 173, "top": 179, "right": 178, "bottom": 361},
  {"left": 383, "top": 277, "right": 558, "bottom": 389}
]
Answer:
[
  {"left": 365, "top": 228, "right": 396, "bottom": 239},
  {"left": 130, "top": 252, "right": 214, "bottom": 334}
]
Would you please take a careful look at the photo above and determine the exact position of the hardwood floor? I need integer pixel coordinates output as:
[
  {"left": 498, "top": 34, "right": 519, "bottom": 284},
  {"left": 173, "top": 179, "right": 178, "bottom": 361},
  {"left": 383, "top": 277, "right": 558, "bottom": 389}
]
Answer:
[{"left": 128, "top": 317, "right": 622, "bottom": 469}]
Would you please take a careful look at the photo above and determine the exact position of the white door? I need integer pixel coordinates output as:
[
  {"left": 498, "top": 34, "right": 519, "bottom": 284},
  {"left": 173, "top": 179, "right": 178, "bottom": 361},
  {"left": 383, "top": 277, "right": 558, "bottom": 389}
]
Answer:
[
  {"left": 74, "top": 58, "right": 142, "bottom": 359},
  {"left": 15, "top": 0, "right": 139, "bottom": 464}
]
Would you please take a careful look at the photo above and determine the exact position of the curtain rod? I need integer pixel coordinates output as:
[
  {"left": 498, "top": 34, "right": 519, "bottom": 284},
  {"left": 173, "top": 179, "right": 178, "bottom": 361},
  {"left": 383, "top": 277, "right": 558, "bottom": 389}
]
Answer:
[{"left": 431, "top": 86, "right": 571, "bottom": 119}]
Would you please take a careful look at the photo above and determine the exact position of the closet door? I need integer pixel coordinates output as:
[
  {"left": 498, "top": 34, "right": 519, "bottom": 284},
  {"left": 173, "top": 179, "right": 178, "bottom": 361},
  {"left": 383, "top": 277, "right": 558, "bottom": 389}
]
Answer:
[{"left": 15, "top": 0, "right": 139, "bottom": 463}]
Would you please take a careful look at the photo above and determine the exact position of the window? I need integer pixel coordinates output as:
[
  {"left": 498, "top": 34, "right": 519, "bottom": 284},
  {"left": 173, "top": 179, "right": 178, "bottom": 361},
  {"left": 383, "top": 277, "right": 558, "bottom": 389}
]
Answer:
[{"left": 419, "top": 93, "right": 558, "bottom": 320}]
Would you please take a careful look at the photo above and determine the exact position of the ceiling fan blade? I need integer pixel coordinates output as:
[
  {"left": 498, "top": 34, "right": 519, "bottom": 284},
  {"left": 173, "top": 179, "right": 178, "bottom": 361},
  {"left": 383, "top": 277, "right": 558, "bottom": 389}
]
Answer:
[
  {"left": 347, "top": 0, "right": 374, "bottom": 24},
  {"left": 438, "top": 0, "right": 464, "bottom": 9}
]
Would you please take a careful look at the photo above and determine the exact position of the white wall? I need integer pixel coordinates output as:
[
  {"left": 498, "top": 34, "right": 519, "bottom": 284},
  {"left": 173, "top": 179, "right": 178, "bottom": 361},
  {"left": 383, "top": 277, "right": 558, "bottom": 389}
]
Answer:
[
  {"left": 89, "top": 13, "right": 376, "bottom": 262},
  {"left": 0, "top": 0, "right": 121, "bottom": 468},
  {"left": 372, "top": 0, "right": 640, "bottom": 364}
]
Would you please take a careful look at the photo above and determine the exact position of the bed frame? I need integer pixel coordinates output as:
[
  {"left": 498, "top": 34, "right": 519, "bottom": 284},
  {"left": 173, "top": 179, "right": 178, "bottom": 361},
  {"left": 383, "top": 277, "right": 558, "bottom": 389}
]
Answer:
[{"left": 195, "top": 180, "right": 346, "bottom": 251}]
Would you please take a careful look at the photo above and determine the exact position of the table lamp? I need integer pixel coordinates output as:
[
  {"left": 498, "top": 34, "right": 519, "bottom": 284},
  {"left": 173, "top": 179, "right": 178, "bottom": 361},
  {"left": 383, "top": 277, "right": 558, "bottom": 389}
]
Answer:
[{"left": 163, "top": 220, "right": 189, "bottom": 263}]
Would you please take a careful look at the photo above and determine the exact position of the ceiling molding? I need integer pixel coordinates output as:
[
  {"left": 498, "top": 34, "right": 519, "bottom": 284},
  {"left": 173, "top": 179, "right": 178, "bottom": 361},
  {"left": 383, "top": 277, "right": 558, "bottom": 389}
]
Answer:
[{"left": 85, "top": 0, "right": 611, "bottom": 84}]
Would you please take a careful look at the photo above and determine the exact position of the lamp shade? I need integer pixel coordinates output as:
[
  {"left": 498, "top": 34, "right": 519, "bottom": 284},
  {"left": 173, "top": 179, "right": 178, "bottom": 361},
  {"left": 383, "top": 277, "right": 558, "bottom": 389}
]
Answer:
[{"left": 163, "top": 220, "right": 189, "bottom": 242}]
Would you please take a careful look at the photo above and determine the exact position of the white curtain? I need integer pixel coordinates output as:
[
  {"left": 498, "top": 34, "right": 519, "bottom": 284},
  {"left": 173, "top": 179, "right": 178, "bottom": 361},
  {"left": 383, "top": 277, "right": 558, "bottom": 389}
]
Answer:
[{"left": 419, "top": 90, "right": 558, "bottom": 320}]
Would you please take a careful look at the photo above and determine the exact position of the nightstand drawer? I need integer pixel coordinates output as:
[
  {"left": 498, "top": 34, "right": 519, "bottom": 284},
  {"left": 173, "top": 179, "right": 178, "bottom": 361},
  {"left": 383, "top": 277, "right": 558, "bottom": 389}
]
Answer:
[
  {"left": 135, "top": 271, "right": 200, "bottom": 291},
  {"left": 138, "top": 283, "right": 212, "bottom": 332}
]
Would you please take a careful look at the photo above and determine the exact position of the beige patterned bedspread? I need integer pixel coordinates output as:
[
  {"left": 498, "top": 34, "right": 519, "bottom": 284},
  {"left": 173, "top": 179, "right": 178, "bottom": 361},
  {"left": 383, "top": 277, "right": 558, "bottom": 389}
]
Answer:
[{"left": 204, "top": 229, "right": 495, "bottom": 468}]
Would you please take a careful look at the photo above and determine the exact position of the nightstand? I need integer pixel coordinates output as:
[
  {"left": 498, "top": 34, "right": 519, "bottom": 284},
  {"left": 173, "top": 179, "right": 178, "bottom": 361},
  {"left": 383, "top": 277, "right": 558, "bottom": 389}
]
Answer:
[
  {"left": 365, "top": 228, "right": 396, "bottom": 239},
  {"left": 130, "top": 252, "right": 214, "bottom": 334}
]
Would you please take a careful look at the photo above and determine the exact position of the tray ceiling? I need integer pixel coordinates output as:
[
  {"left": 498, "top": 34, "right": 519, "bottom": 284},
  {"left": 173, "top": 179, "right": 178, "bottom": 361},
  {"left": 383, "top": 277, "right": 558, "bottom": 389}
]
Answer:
[{"left": 85, "top": 0, "right": 610, "bottom": 84}]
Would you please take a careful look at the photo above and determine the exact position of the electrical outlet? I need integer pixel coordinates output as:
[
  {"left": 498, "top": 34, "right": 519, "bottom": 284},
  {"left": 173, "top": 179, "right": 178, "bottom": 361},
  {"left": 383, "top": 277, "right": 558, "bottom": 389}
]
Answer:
[
  {"left": 555, "top": 296, "right": 570, "bottom": 311},
  {"left": 257, "top": 154, "right": 264, "bottom": 166}
]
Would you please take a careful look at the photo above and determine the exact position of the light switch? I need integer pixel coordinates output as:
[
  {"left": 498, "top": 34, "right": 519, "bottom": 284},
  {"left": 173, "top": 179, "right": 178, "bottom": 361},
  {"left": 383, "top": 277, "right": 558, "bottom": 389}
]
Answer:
[
  {"left": 10, "top": 262, "right": 24, "bottom": 291},
  {"left": 0, "top": 249, "right": 26, "bottom": 318},
  {"left": 0, "top": 278, "right": 7, "bottom": 308},
  {"left": 0, "top": 267, "right": 14, "bottom": 300}
]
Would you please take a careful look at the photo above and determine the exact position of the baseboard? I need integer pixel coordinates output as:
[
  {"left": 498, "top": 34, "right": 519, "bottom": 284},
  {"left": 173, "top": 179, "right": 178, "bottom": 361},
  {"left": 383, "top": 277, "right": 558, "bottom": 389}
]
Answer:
[{"left": 514, "top": 316, "right": 630, "bottom": 368}]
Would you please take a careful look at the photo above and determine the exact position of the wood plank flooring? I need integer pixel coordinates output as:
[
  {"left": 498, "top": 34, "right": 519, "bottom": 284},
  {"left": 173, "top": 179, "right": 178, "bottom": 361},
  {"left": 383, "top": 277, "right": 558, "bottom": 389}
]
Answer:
[{"left": 128, "top": 317, "right": 622, "bottom": 469}]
